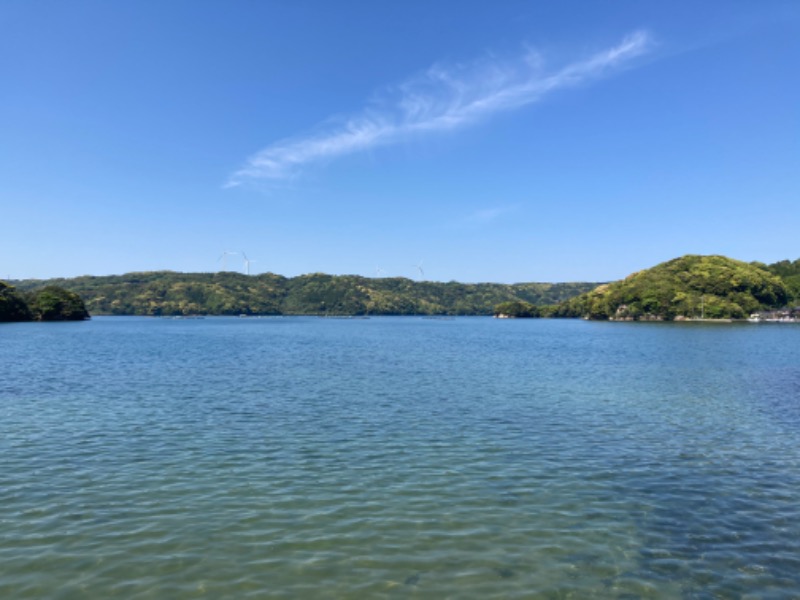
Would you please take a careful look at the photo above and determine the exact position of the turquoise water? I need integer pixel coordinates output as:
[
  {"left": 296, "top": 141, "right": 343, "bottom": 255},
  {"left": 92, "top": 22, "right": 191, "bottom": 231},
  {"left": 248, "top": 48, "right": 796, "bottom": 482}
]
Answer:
[{"left": 2, "top": 317, "right": 800, "bottom": 598}]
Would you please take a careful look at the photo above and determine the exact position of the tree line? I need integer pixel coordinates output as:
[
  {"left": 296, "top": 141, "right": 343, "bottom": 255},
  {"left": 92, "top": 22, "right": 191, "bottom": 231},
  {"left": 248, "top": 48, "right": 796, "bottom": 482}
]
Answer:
[
  {"left": 11, "top": 255, "right": 798, "bottom": 321},
  {"left": 11, "top": 271, "right": 597, "bottom": 317}
]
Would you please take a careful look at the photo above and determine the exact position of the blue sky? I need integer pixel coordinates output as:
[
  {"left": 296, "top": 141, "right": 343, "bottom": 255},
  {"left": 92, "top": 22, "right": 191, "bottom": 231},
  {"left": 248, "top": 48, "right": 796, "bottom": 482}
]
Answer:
[{"left": 2, "top": 1, "right": 798, "bottom": 283}]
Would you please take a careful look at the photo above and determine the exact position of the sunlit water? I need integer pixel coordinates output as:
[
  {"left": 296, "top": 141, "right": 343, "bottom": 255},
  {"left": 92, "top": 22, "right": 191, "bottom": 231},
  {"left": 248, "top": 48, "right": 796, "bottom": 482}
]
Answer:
[{"left": 2, "top": 316, "right": 800, "bottom": 598}]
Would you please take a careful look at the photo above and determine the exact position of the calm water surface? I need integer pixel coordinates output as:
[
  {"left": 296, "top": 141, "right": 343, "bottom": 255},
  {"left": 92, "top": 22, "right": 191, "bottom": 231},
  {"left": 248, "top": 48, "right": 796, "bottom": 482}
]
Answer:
[{"left": 2, "top": 317, "right": 800, "bottom": 598}]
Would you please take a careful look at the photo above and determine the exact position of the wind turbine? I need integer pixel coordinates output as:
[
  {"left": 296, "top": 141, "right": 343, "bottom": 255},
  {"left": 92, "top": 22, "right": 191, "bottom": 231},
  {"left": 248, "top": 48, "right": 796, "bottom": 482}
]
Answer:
[
  {"left": 414, "top": 260, "right": 425, "bottom": 281},
  {"left": 218, "top": 250, "right": 238, "bottom": 272},
  {"left": 375, "top": 266, "right": 386, "bottom": 278},
  {"left": 241, "top": 251, "right": 257, "bottom": 275}
]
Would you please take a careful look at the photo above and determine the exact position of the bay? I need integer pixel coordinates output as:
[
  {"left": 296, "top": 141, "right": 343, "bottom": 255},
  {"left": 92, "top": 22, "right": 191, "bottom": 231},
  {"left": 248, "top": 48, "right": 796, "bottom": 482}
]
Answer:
[{"left": 2, "top": 317, "right": 800, "bottom": 598}]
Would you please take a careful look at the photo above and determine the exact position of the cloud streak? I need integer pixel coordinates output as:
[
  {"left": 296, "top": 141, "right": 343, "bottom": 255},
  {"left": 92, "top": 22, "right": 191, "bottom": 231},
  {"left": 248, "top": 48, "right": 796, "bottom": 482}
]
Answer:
[
  {"left": 226, "top": 30, "right": 652, "bottom": 187},
  {"left": 460, "top": 204, "right": 519, "bottom": 226}
]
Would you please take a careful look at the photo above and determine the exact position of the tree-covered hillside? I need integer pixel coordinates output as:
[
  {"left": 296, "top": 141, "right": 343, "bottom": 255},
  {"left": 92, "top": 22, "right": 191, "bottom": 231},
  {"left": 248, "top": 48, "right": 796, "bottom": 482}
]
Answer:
[
  {"left": 553, "top": 255, "right": 790, "bottom": 320},
  {"left": 764, "top": 259, "right": 800, "bottom": 302},
  {"left": 11, "top": 255, "right": 800, "bottom": 320},
  {"left": 13, "top": 272, "right": 597, "bottom": 317}
]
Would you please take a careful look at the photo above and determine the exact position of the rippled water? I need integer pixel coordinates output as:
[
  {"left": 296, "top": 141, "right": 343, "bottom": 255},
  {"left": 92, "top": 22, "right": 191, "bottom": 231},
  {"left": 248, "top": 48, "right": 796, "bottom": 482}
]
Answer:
[{"left": 2, "top": 317, "right": 800, "bottom": 598}]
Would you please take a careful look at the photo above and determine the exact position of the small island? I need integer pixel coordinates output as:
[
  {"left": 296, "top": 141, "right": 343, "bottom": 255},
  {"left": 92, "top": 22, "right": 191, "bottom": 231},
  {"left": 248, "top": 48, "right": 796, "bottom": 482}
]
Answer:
[{"left": 0, "top": 281, "right": 90, "bottom": 322}]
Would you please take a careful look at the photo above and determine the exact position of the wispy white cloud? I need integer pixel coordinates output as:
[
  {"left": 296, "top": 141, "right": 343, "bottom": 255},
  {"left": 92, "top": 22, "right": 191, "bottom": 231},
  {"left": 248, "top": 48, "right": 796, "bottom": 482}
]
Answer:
[
  {"left": 226, "top": 30, "right": 652, "bottom": 187},
  {"left": 461, "top": 205, "right": 519, "bottom": 225}
]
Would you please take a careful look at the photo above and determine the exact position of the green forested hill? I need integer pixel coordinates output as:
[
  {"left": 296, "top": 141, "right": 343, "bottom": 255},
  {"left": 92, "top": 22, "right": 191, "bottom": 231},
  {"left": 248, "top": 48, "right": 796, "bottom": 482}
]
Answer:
[
  {"left": 12, "top": 271, "right": 597, "bottom": 316},
  {"left": 1, "top": 281, "right": 90, "bottom": 322},
  {"left": 553, "top": 255, "right": 792, "bottom": 320}
]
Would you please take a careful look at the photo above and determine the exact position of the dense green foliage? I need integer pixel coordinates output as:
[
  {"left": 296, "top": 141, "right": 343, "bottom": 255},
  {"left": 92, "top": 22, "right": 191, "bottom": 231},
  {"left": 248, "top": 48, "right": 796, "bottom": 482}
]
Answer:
[
  {"left": 493, "top": 301, "right": 540, "bottom": 318},
  {"left": 25, "top": 286, "right": 91, "bottom": 321},
  {"left": 554, "top": 255, "right": 790, "bottom": 320},
  {"left": 0, "top": 281, "right": 89, "bottom": 322},
  {"left": 764, "top": 259, "right": 800, "bottom": 303},
  {"left": 13, "top": 272, "right": 596, "bottom": 317},
  {"left": 0, "top": 281, "right": 33, "bottom": 321}
]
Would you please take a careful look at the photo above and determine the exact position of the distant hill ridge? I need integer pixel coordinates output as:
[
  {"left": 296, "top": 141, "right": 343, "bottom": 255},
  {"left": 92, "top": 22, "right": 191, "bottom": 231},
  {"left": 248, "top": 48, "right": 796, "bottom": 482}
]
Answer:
[
  {"left": 11, "top": 255, "right": 800, "bottom": 319},
  {"left": 12, "top": 271, "right": 598, "bottom": 317}
]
